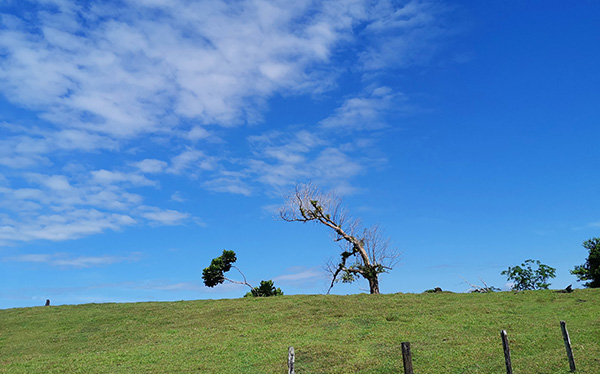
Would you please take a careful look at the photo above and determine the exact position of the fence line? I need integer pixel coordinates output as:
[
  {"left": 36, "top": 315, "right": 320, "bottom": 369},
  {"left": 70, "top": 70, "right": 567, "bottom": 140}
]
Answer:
[
  {"left": 287, "top": 346, "right": 295, "bottom": 374},
  {"left": 401, "top": 341, "right": 414, "bottom": 374},
  {"left": 286, "top": 320, "right": 577, "bottom": 373},
  {"left": 501, "top": 329, "right": 513, "bottom": 374},
  {"left": 561, "top": 321, "right": 576, "bottom": 372}
]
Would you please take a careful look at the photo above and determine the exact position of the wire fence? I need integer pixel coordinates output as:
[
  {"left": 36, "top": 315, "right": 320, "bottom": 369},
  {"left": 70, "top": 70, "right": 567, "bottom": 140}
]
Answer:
[{"left": 285, "top": 320, "right": 577, "bottom": 374}]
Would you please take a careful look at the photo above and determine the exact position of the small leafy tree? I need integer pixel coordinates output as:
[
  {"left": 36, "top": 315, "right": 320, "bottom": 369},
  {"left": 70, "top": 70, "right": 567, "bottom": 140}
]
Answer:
[
  {"left": 244, "top": 280, "right": 283, "bottom": 297},
  {"left": 571, "top": 237, "right": 600, "bottom": 288},
  {"left": 202, "top": 250, "right": 283, "bottom": 297},
  {"left": 501, "top": 259, "right": 556, "bottom": 291}
]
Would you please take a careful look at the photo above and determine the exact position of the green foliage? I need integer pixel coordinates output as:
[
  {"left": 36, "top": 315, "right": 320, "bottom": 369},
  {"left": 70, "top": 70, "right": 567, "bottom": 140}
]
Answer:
[
  {"left": 202, "top": 250, "right": 282, "bottom": 297},
  {"left": 571, "top": 237, "right": 600, "bottom": 288},
  {"left": 339, "top": 269, "right": 356, "bottom": 283},
  {"left": 501, "top": 259, "right": 556, "bottom": 291},
  {"left": 202, "top": 250, "right": 237, "bottom": 287},
  {"left": 244, "top": 280, "right": 284, "bottom": 297}
]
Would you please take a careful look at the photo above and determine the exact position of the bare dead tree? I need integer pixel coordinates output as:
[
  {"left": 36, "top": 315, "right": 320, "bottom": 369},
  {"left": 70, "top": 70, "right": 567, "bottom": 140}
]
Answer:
[
  {"left": 279, "top": 183, "right": 399, "bottom": 294},
  {"left": 461, "top": 277, "right": 499, "bottom": 293}
]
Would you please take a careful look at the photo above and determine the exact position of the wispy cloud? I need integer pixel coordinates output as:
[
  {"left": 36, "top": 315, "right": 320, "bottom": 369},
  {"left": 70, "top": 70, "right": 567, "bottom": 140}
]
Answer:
[
  {"left": 91, "top": 169, "right": 156, "bottom": 187},
  {"left": 273, "top": 266, "right": 328, "bottom": 288},
  {"left": 359, "top": 0, "right": 451, "bottom": 71},
  {"left": 203, "top": 173, "right": 252, "bottom": 196},
  {"left": 572, "top": 221, "right": 600, "bottom": 231},
  {"left": 170, "top": 191, "right": 186, "bottom": 202},
  {"left": 132, "top": 159, "right": 168, "bottom": 174},
  {"left": 319, "top": 86, "right": 409, "bottom": 130},
  {"left": 0, "top": 124, "right": 118, "bottom": 169},
  {"left": 0, "top": 0, "right": 448, "bottom": 245},
  {"left": 0, "top": 167, "right": 191, "bottom": 244},
  {"left": 5, "top": 252, "right": 141, "bottom": 268},
  {"left": 167, "top": 148, "right": 215, "bottom": 175},
  {"left": 0, "top": 0, "right": 444, "bottom": 138},
  {"left": 134, "top": 280, "right": 245, "bottom": 294},
  {"left": 0, "top": 209, "right": 136, "bottom": 243},
  {"left": 243, "top": 127, "right": 380, "bottom": 195},
  {"left": 140, "top": 207, "right": 190, "bottom": 226},
  {"left": 0, "top": 0, "right": 361, "bottom": 137}
]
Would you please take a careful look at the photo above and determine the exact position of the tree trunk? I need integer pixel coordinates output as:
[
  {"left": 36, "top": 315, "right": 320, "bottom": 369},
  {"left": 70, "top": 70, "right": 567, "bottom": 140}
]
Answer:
[{"left": 368, "top": 274, "right": 380, "bottom": 294}]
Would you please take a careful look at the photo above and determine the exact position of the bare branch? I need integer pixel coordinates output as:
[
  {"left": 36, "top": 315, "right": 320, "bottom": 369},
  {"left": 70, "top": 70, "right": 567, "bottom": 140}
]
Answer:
[
  {"left": 461, "top": 277, "right": 498, "bottom": 293},
  {"left": 362, "top": 225, "right": 401, "bottom": 270},
  {"left": 281, "top": 183, "right": 399, "bottom": 295},
  {"left": 223, "top": 265, "right": 255, "bottom": 291}
]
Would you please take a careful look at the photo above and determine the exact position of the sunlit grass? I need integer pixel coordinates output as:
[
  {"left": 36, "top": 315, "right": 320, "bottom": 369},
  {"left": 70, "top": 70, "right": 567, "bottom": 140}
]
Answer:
[{"left": 1, "top": 289, "right": 598, "bottom": 373}]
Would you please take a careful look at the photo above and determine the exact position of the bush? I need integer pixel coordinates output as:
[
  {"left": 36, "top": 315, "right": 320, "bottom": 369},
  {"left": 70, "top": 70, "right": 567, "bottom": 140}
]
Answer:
[{"left": 244, "top": 280, "right": 284, "bottom": 297}]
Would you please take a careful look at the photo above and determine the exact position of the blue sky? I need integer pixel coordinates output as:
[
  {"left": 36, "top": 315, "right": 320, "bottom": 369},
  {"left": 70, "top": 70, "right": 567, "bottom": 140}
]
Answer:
[{"left": 1, "top": 0, "right": 599, "bottom": 309}]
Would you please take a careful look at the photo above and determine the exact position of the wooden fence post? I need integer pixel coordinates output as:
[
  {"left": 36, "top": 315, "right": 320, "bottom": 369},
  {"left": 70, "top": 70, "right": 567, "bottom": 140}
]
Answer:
[
  {"left": 401, "top": 341, "right": 414, "bottom": 374},
  {"left": 500, "top": 330, "right": 513, "bottom": 374},
  {"left": 288, "top": 346, "right": 295, "bottom": 374},
  {"left": 560, "top": 321, "right": 576, "bottom": 372}
]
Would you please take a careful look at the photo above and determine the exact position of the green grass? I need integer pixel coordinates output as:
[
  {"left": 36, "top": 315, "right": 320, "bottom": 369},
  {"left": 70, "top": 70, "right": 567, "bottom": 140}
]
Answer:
[{"left": 1, "top": 289, "right": 599, "bottom": 373}]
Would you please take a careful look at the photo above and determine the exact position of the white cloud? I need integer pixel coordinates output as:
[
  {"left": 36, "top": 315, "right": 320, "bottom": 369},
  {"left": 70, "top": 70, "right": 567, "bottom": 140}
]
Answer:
[
  {"left": 319, "top": 86, "right": 408, "bottom": 130},
  {"left": 245, "top": 129, "right": 369, "bottom": 193},
  {"left": 5, "top": 252, "right": 141, "bottom": 268},
  {"left": 203, "top": 174, "right": 252, "bottom": 196},
  {"left": 140, "top": 207, "right": 190, "bottom": 226},
  {"left": 53, "top": 129, "right": 120, "bottom": 151},
  {"left": 132, "top": 159, "right": 168, "bottom": 174},
  {"left": 0, "top": 209, "right": 136, "bottom": 243},
  {"left": 570, "top": 221, "right": 600, "bottom": 231},
  {"left": 0, "top": 0, "right": 443, "bottom": 137},
  {"left": 0, "top": 168, "right": 191, "bottom": 244},
  {"left": 0, "top": 124, "right": 118, "bottom": 169},
  {"left": 91, "top": 169, "right": 156, "bottom": 187},
  {"left": 0, "top": 0, "right": 446, "bottom": 245},
  {"left": 42, "top": 175, "right": 72, "bottom": 191},
  {"left": 274, "top": 267, "right": 325, "bottom": 282},
  {"left": 187, "top": 126, "right": 213, "bottom": 141},
  {"left": 143, "top": 282, "right": 204, "bottom": 292},
  {"left": 0, "top": 0, "right": 369, "bottom": 138},
  {"left": 273, "top": 266, "right": 328, "bottom": 288},
  {"left": 359, "top": 0, "right": 450, "bottom": 71},
  {"left": 170, "top": 191, "right": 186, "bottom": 202},
  {"left": 167, "top": 149, "right": 215, "bottom": 175},
  {"left": 131, "top": 279, "right": 246, "bottom": 294}
]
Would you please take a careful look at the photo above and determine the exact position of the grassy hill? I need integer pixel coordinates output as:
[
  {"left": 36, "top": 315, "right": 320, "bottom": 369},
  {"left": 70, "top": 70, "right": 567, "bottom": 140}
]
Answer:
[{"left": 1, "top": 289, "right": 599, "bottom": 373}]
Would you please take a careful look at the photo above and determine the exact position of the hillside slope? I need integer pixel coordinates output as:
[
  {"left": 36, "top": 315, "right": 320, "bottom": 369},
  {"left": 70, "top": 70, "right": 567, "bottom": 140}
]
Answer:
[{"left": 1, "top": 290, "right": 599, "bottom": 373}]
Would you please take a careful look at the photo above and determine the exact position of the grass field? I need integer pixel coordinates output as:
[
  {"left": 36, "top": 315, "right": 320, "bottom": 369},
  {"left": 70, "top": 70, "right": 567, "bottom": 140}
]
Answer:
[{"left": 1, "top": 289, "right": 599, "bottom": 373}]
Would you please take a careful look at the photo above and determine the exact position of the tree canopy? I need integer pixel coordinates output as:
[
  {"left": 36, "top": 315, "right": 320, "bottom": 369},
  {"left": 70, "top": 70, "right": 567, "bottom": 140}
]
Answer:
[
  {"left": 202, "top": 250, "right": 283, "bottom": 297},
  {"left": 501, "top": 259, "right": 556, "bottom": 291},
  {"left": 202, "top": 250, "right": 237, "bottom": 287},
  {"left": 571, "top": 237, "right": 600, "bottom": 288}
]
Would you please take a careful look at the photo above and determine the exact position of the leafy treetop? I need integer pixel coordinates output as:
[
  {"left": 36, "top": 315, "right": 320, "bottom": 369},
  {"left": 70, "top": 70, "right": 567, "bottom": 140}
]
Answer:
[
  {"left": 501, "top": 259, "right": 556, "bottom": 291},
  {"left": 202, "top": 250, "right": 237, "bottom": 287},
  {"left": 571, "top": 237, "right": 600, "bottom": 288},
  {"left": 202, "top": 250, "right": 283, "bottom": 297}
]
